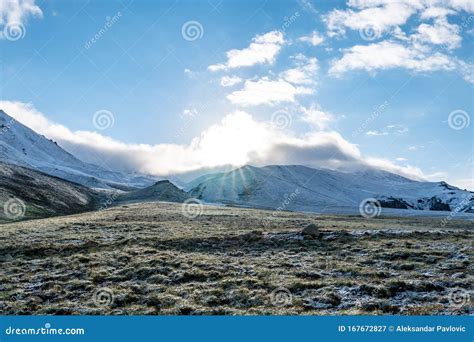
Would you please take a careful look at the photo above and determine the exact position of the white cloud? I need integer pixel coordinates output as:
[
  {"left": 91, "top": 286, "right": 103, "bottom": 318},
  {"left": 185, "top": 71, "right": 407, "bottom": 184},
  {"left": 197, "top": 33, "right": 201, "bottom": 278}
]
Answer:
[
  {"left": 448, "top": 0, "right": 474, "bottom": 13},
  {"left": 0, "top": 0, "right": 42, "bottom": 39},
  {"left": 420, "top": 6, "right": 456, "bottom": 19},
  {"left": 181, "top": 108, "right": 197, "bottom": 118},
  {"left": 325, "top": 2, "right": 416, "bottom": 37},
  {"left": 280, "top": 55, "right": 319, "bottom": 85},
  {"left": 220, "top": 75, "right": 242, "bottom": 87},
  {"left": 300, "top": 105, "right": 333, "bottom": 130},
  {"left": 184, "top": 68, "right": 197, "bottom": 78},
  {"left": 386, "top": 125, "right": 408, "bottom": 134},
  {"left": 329, "top": 41, "right": 457, "bottom": 75},
  {"left": 325, "top": 0, "right": 474, "bottom": 41},
  {"left": 299, "top": 0, "right": 319, "bottom": 16},
  {"left": 324, "top": 0, "right": 473, "bottom": 83},
  {"left": 298, "top": 31, "right": 324, "bottom": 46},
  {"left": 412, "top": 17, "right": 461, "bottom": 50},
  {"left": 0, "top": 0, "right": 42, "bottom": 25},
  {"left": 458, "top": 61, "right": 474, "bottom": 83},
  {"left": 208, "top": 31, "right": 285, "bottom": 71},
  {"left": 366, "top": 130, "right": 388, "bottom": 136},
  {"left": 226, "top": 77, "right": 313, "bottom": 106},
  {"left": 347, "top": 0, "right": 474, "bottom": 13},
  {"left": 0, "top": 100, "right": 426, "bottom": 181},
  {"left": 365, "top": 125, "right": 408, "bottom": 136}
]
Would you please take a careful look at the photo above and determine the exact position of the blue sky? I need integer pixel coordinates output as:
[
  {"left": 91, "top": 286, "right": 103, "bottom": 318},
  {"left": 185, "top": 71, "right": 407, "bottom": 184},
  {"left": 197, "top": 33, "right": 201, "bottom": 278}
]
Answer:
[{"left": 0, "top": 0, "right": 473, "bottom": 189}]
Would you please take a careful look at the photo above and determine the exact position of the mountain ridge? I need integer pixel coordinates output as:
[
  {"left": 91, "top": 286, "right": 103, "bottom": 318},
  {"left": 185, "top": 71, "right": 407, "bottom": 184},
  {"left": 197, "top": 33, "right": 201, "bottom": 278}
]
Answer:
[
  {"left": 0, "top": 109, "right": 156, "bottom": 190},
  {"left": 187, "top": 164, "right": 474, "bottom": 214},
  {"left": 1, "top": 108, "right": 473, "bottom": 220}
]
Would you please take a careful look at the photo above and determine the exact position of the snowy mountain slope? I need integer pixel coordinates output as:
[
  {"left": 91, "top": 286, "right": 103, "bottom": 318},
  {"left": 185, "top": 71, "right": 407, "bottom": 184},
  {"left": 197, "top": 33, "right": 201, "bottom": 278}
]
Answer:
[
  {"left": 0, "top": 161, "right": 102, "bottom": 222},
  {"left": 188, "top": 165, "right": 474, "bottom": 214},
  {"left": 0, "top": 109, "right": 155, "bottom": 190}
]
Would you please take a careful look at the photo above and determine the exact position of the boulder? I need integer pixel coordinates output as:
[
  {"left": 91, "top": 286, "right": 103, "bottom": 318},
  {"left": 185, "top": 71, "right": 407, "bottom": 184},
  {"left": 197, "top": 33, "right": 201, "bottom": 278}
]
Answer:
[{"left": 302, "top": 224, "right": 319, "bottom": 238}]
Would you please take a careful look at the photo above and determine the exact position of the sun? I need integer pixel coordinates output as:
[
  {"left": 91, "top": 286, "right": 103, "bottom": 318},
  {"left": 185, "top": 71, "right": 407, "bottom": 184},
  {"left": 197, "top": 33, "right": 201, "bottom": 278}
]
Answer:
[{"left": 194, "top": 111, "right": 272, "bottom": 167}]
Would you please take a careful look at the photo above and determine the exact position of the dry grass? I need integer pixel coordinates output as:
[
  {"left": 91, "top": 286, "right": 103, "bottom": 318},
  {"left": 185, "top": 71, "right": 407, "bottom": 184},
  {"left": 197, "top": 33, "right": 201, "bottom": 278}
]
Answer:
[{"left": 0, "top": 202, "right": 472, "bottom": 315}]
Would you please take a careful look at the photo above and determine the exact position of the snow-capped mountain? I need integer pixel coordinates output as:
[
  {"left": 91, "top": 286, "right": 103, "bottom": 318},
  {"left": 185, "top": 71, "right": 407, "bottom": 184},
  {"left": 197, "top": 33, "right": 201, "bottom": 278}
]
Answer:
[
  {"left": 0, "top": 109, "right": 155, "bottom": 190},
  {"left": 187, "top": 165, "right": 474, "bottom": 214},
  {"left": 1, "top": 107, "right": 472, "bottom": 217}
]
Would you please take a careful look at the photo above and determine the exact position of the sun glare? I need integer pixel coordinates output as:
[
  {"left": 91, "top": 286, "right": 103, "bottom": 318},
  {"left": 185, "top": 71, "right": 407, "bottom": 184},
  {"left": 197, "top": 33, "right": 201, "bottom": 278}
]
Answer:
[{"left": 196, "top": 111, "right": 271, "bottom": 167}]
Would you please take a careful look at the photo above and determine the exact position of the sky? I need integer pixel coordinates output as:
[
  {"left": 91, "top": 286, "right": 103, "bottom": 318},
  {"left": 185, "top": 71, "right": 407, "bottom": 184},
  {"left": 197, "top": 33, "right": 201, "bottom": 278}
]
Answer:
[{"left": 0, "top": 0, "right": 473, "bottom": 189}]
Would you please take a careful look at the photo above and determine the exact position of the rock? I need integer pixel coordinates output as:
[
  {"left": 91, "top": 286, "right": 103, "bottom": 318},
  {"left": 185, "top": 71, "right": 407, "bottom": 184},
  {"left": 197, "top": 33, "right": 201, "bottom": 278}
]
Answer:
[
  {"left": 302, "top": 224, "right": 319, "bottom": 238},
  {"left": 241, "top": 231, "right": 263, "bottom": 242}
]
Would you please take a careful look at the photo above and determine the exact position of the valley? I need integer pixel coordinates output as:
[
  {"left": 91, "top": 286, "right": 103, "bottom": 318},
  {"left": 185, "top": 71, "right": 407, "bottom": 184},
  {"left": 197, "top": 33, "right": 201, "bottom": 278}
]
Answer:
[{"left": 1, "top": 202, "right": 472, "bottom": 315}]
